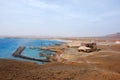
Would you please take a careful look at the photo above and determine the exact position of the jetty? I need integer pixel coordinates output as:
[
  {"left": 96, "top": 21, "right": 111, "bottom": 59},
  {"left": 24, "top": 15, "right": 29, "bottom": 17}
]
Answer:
[
  {"left": 12, "top": 46, "right": 25, "bottom": 57},
  {"left": 12, "top": 46, "right": 50, "bottom": 62}
]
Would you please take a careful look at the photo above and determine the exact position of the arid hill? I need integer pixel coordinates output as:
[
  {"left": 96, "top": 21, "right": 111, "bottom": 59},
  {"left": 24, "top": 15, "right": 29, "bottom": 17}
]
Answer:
[{"left": 103, "top": 32, "right": 120, "bottom": 39}]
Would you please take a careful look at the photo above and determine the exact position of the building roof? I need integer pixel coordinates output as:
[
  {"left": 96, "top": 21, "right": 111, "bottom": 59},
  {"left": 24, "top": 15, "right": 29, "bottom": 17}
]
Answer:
[{"left": 78, "top": 46, "right": 91, "bottom": 50}]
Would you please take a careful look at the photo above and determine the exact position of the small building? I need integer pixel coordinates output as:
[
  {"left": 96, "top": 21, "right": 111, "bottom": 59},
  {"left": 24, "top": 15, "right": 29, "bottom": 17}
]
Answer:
[
  {"left": 78, "top": 46, "right": 91, "bottom": 52},
  {"left": 78, "top": 42, "right": 97, "bottom": 52}
]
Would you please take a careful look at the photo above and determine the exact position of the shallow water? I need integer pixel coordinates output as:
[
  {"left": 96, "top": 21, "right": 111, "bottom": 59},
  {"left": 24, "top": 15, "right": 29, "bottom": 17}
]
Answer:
[{"left": 0, "top": 38, "right": 62, "bottom": 64}]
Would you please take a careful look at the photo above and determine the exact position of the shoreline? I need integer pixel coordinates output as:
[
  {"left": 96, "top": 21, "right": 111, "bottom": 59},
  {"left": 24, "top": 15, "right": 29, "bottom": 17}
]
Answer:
[
  {"left": 0, "top": 38, "right": 64, "bottom": 64},
  {"left": 0, "top": 39, "right": 120, "bottom": 80}
]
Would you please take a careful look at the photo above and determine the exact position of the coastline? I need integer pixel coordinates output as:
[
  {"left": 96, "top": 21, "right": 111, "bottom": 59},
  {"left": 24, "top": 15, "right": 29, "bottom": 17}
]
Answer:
[
  {"left": 0, "top": 38, "right": 63, "bottom": 63},
  {"left": 0, "top": 38, "right": 120, "bottom": 80}
]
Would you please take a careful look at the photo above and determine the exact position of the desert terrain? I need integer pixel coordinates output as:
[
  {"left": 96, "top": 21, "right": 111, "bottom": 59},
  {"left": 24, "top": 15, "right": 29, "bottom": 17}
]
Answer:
[{"left": 0, "top": 35, "right": 120, "bottom": 80}]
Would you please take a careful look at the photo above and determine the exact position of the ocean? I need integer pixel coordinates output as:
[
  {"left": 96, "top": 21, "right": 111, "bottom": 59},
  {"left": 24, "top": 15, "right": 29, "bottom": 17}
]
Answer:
[{"left": 0, "top": 38, "right": 62, "bottom": 64}]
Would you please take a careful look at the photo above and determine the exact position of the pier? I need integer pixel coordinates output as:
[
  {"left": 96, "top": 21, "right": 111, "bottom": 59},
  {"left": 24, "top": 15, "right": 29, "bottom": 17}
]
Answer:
[
  {"left": 12, "top": 46, "right": 25, "bottom": 57},
  {"left": 12, "top": 46, "right": 50, "bottom": 62}
]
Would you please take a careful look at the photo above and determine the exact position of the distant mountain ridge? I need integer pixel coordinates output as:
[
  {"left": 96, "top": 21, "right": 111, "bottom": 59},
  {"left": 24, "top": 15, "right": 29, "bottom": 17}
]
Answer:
[{"left": 104, "top": 32, "right": 120, "bottom": 38}]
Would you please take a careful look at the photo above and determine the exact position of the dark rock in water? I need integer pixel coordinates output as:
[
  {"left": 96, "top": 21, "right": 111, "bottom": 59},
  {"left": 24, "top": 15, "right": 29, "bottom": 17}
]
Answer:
[
  {"left": 39, "top": 52, "right": 52, "bottom": 61},
  {"left": 39, "top": 53, "right": 45, "bottom": 57}
]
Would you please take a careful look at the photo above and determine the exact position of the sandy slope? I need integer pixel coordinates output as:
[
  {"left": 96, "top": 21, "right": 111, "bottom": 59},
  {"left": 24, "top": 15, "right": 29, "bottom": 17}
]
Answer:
[{"left": 0, "top": 57, "right": 120, "bottom": 80}]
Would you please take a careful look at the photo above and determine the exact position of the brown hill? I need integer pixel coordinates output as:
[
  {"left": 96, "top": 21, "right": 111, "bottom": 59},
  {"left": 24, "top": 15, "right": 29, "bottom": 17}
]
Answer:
[
  {"left": 104, "top": 32, "right": 120, "bottom": 39},
  {"left": 0, "top": 58, "right": 120, "bottom": 80}
]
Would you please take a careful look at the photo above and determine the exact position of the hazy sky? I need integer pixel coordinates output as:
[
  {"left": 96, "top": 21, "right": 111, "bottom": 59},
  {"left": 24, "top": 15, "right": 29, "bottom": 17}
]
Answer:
[{"left": 0, "top": 0, "right": 120, "bottom": 37}]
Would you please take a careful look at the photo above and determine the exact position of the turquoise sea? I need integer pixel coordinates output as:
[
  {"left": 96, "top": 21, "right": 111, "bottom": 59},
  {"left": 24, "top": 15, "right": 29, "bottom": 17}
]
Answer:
[{"left": 0, "top": 38, "right": 62, "bottom": 64}]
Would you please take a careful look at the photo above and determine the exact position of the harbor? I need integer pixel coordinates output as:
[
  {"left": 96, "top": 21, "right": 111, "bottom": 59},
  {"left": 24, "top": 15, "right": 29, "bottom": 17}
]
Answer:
[{"left": 12, "top": 46, "right": 50, "bottom": 62}]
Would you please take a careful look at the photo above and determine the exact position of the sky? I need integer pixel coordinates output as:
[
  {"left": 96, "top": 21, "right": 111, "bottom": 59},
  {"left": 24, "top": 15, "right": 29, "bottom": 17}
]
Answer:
[{"left": 0, "top": 0, "right": 120, "bottom": 37}]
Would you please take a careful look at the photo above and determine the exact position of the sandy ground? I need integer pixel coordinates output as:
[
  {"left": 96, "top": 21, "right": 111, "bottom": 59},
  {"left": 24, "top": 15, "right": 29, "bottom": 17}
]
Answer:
[{"left": 0, "top": 41, "right": 120, "bottom": 80}]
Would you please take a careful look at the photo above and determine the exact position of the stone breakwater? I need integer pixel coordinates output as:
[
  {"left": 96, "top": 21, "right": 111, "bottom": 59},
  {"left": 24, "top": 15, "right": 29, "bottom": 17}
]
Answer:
[{"left": 12, "top": 46, "right": 50, "bottom": 62}]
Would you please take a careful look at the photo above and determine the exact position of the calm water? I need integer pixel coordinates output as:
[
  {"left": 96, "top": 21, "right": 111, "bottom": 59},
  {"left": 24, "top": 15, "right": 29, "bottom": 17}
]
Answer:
[{"left": 0, "top": 38, "right": 62, "bottom": 63}]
